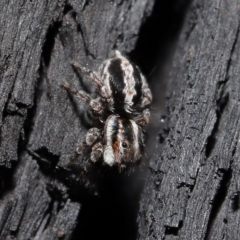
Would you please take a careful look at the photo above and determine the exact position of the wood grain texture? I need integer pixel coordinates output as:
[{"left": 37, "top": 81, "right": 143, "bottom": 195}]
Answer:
[
  {"left": 0, "top": 0, "right": 154, "bottom": 239},
  {"left": 138, "top": 0, "right": 240, "bottom": 239}
]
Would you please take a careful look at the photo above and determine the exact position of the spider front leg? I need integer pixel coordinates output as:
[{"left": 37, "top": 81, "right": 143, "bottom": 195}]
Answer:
[
  {"left": 71, "top": 61, "right": 113, "bottom": 102},
  {"left": 90, "top": 142, "right": 103, "bottom": 163},
  {"left": 85, "top": 127, "right": 102, "bottom": 146},
  {"left": 62, "top": 81, "right": 103, "bottom": 121},
  {"left": 66, "top": 141, "right": 87, "bottom": 167},
  {"left": 72, "top": 128, "right": 103, "bottom": 166},
  {"left": 70, "top": 61, "right": 102, "bottom": 89},
  {"left": 134, "top": 109, "right": 151, "bottom": 126},
  {"left": 83, "top": 127, "right": 103, "bottom": 163}
]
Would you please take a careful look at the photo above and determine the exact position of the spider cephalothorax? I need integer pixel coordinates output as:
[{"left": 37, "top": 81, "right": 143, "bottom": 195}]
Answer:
[
  {"left": 103, "top": 115, "right": 144, "bottom": 167},
  {"left": 63, "top": 51, "right": 152, "bottom": 168}
]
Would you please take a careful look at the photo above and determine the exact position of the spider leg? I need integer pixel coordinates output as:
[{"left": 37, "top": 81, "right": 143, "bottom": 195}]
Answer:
[
  {"left": 81, "top": 128, "right": 103, "bottom": 163},
  {"left": 134, "top": 109, "right": 151, "bottom": 126},
  {"left": 67, "top": 127, "right": 102, "bottom": 166},
  {"left": 84, "top": 128, "right": 103, "bottom": 162},
  {"left": 70, "top": 61, "right": 112, "bottom": 107},
  {"left": 90, "top": 142, "right": 103, "bottom": 163},
  {"left": 62, "top": 81, "right": 103, "bottom": 119},
  {"left": 85, "top": 128, "right": 101, "bottom": 145},
  {"left": 70, "top": 61, "right": 102, "bottom": 89},
  {"left": 141, "top": 88, "right": 152, "bottom": 107},
  {"left": 66, "top": 142, "right": 87, "bottom": 167},
  {"left": 62, "top": 81, "right": 91, "bottom": 101}
]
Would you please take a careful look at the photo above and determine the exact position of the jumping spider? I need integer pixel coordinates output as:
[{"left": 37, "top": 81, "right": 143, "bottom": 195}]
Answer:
[{"left": 62, "top": 51, "right": 152, "bottom": 168}]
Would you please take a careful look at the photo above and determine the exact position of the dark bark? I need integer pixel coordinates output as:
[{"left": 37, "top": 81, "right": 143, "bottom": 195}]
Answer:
[
  {"left": 2, "top": 0, "right": 236, "bottom": 239},
  {"left": 138, "top": 0, "right": 240, "bottom": 240},
  {"left": 0, "top": 1, "right": 155, "bottom": 239}
]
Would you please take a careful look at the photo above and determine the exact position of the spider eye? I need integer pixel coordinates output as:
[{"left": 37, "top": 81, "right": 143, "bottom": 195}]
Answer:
[{"left": 122, "top": 142, "right": 128, "bottom": 148}]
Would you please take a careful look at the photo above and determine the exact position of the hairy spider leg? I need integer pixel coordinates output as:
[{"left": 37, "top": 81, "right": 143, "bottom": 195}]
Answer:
[
  {"left": 70, "top": 61, "right": 103, "bottom": 89},
  {"left": 134, "top": 108, "right": 151, "bottom": 126},
  {"left": 61, "top": 81, "right": 103, "bottom": 120},
  {"left": 84, "top": 127, "right": 103, "bottom": 163},
  {"left": 90, "top": 142, "right": 103, "bottom": 162}
]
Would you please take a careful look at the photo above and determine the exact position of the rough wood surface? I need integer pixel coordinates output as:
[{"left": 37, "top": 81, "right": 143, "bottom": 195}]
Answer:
[
  {"left": 0, "top": 1, "right": 154, "bottom": 239},
  {"left": 138, "top": 0, "right": 240, "bottom": 239}
]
